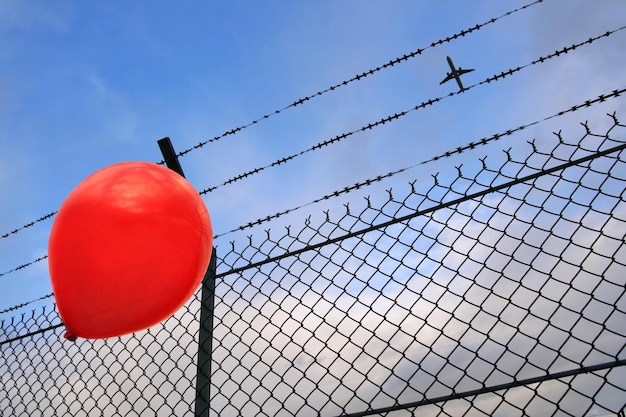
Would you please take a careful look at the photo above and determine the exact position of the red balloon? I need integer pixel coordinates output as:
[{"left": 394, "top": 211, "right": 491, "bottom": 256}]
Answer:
[{"left": 48, "top": 162, "right": 212, "bottom": 340}]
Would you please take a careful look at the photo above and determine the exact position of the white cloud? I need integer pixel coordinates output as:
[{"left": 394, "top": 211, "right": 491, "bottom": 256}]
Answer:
[
  {"left": 202, "top": 135, "right": 626, "bottom": 415},
  {"left": 3, "top": 116, "right": 624, "bottom": 416}
]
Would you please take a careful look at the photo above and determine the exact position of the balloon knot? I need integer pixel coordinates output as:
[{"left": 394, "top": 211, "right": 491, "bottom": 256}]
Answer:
[{"left": 64, "top": 331, "right": 78, "bottom": 342}]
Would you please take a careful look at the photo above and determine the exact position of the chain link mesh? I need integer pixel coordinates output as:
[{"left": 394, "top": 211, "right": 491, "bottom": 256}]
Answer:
[{"left": 1, "top": 114, "right": 625, "bottom": 416}]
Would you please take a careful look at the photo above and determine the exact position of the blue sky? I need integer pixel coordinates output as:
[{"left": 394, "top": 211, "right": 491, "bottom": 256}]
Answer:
[{"left": 1, "top": 0, "right": 625, "bottom": 315}]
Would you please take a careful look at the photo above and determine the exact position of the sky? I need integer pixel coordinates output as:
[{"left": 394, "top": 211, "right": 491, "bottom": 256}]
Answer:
[
  {"left": 1, "top": 1, "right": 626, "bottom": 415},
  {"left": 1, "top": 0, "right": 625, "bottom": 315}
]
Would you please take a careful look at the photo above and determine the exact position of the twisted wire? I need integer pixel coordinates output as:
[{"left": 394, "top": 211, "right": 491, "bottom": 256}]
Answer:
[
  {"left": 0, "top": 4, "right": 608, "bottom": 243},
  {"left": 213, "top": 94, "right": 624, "bottom": 239},
  {"left": 3, "top": 93, "right": 623, "bottom": 313},
  {"left": 196, "top": 25, "right": 626, "bottom": 195},
  {"left": 218, "top": 139, "right": 626, "bottom": 278},
  {"left": 1, "top": 114, "right": 625, "bottom": 417},
  {"left": 0, "top": 212, "right": 56, "bottom": 241},
  {"left": 474, "top": 27, "right": 626, "bottom": 86},
  {"left": 2, "top": 21, "right": 624, "bottom": 307},
  {"left": 212, "top": 168, "right": 409, "bottom": 239},
  {"left": 0, "top": 255, "right": 48, "bottom": 279},
  {"left": 166, "top": 0, "right": 545, "bottom": 161},
  {"left": 0, "top": 293, "right": 54, "bottom": 315}
]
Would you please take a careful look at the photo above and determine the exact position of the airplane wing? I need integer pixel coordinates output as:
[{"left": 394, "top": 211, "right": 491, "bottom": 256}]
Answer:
[
  {"left": 439, "top": 73, "right": 454, "bottom": 85},
  {"left": 457, "top": 68, "right": 474, "bottom": 75}
]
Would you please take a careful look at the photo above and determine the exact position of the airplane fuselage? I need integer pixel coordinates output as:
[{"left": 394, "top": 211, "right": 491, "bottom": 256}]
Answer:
[
  {"left": 440, "top": 56, "right": 474, "bottom": 92},
  {"left": 446, "top": 56, "right": 465, "bottom": 91}
]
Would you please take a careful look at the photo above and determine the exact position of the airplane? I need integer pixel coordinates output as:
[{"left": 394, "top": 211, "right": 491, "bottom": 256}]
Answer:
[{"left": 440, "top": 56, "right": 474, "bottom": 92}]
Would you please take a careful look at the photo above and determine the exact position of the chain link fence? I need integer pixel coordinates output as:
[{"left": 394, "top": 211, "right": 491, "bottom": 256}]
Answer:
[{"left": 2, "top": 113, "right": 625, "bottom": 416}]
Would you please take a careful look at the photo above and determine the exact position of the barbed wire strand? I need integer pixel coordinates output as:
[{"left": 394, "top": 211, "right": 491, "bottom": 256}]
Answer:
[
  {"left": 4, "top": 122, "right": 623, "bottom": 332},
  {"left": 2, "top": 24, "right": 624, "bottom": 307},
  {"left": 0, "top": 293, "right": 54, "bottom": 315},
  {"left": 169, "top": 0, "right": 546, "bottom": 160},
  {"left": 1, "top": 80, "right": 624, "bottom": 284},
  {"left": 2, "top": 89, "right": 623, "bottom": 313},
  {"left": 0, "top": 1, "right": 544, "bottom": 244},
  {"left": 195, "top": 26, "right": 626, "bottom": 196},
  {"left": 0, "top": 0, "right": 580, "bottom": 244},
  {"left": 214, "top": 92, "right": 624, "bottom": 239},
  {"left": 0, "top": 17, "right": 626, "bottom": 284},
  {"left": 0, "top": 255, "right": 48, "bottom": 279},
  {"left": 219, "top": 140, "right": 626, "bottom": 278},
  {"left": 0, "top": 212, "right": 56, "bottom": 240}
]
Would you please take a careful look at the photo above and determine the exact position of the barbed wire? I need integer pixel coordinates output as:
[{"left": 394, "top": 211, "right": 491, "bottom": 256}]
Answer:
[
  {"left": 212, "top": 168, "right": 409, "bottom": 239},
  {"left": 167, "top": 0, "right": 545, "bottom": 161},
  {"left": 0, "top": 255, "right": 48, "bottom": 279},
  {"left": 4, "top": 114, "right": 624, "bottom": 344},
  {"left": 0, "top": 2, "right": 544, "bottom": 246},
  {"left": 0, "top": 293, "right": 54, "bottom": 315},
  {"left": 424, "top": 91, "right": 625, "bottom": 163},
  {"left": 2, "top": 92, "right": 623, "bottom": 315},
  {"left": 1, "top": 21, "right": 624, "bottom": 309},
  {"left": 213, "top": 94, "right": 623, "bottom": 239},
  {"left": 196, "top": 25, "right": 625, "bottom": 195},
  {"left": 0, "top": 212, "right": 56, "bottom": 241},
  {"left": 473, "top": 27, "right": 626, "bottom": 86},
  {"left": 218, "top": 139, "right": 626, "bottom": 278}
]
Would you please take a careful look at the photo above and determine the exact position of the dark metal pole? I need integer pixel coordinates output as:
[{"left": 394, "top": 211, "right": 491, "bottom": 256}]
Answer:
[
  {"left": 157, "top": 137, "right": 216, "bottom": 417},
  {"left": 195, "top": 251, "right": 217, "bottom": 417},
  {"left": 157, "top": 137, "right": 185, "bottom": 177}
]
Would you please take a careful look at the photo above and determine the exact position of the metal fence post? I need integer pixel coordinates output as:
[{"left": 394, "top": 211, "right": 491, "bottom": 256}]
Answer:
[
  {"left": 157, "top": 137, "right": 216, "bottom": 416},
  {"left": 195, "top": 251, "right": 217, "bottom": 417}
]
